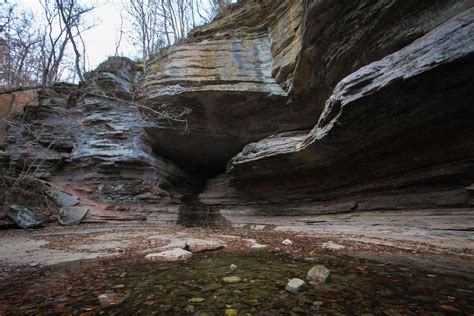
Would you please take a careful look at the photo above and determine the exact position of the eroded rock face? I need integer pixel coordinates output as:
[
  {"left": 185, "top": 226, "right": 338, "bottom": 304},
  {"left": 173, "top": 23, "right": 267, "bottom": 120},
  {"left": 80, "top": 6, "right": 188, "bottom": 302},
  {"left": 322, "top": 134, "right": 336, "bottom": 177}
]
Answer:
[
  {"left": 2, "top": 84, "right": 78, "bottom": 178},
  {"left": 0, "top": 89, "right": 38, "bottom": 143},
  {"left": 140, "top": 0, "right": 472, "bottom": 173},
  {"left": 201, "top": 7, "right": 474, "bottom": 214},
  {"left": 292, "top": 0, "right": 474, "bottom": 114},
  {"left": 1, "top": 57, "right": 196, "bottom": 223},
  {"left": 230, "top": 8, "right": 474, "bottom": 178},
  {"left": 141, "top": 0, "right": 309, "bottom": 171},
  {"left": 2, "top": 2, "right": 474, "bottom": 225}
]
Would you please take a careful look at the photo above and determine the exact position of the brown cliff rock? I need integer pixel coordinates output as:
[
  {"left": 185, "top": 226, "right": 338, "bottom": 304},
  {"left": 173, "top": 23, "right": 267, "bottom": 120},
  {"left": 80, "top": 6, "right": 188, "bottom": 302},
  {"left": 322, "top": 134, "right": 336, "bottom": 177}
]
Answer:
[
  {"left": 140, "top": 0, "right": 471, "bottom": 173},
  {"left": 2, "top": 1, "right": 474, "bottom": 227},
  {"left": 292, "top": 0, "right": 473, "bottom": 114},
  {"left": 140, "top": 0, "right": 307, "bottom": 171},
  {"left": 1, "top": 58, "right": 196, "bottom": 223},
  {"left": 201, "top": 8, "right": 474, "bottom": 214}
]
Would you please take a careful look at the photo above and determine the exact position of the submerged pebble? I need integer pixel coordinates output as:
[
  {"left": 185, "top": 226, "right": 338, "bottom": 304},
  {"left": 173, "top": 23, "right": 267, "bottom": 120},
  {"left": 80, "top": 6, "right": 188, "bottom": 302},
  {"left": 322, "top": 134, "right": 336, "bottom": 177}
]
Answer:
[
  {"left": 306, "top": 265, "right": 330, "bottom": 285},
  {"left": 2, "top": 250, "right": 472, "bottom": 315},
  {"left": 97, "top": 293, "right": 129, "bottom": 308},
  {"left": 285, "top": 278, "right": 306, "bottom": 293},
  {"left": 184, "top": 305, "right": 195, "bottom": 313},
  {"left": 223, "top": 276, "right": 242, "bottom": 283},
  {"left": 225, "top": 308, "right": 238, "bottom": 316}
]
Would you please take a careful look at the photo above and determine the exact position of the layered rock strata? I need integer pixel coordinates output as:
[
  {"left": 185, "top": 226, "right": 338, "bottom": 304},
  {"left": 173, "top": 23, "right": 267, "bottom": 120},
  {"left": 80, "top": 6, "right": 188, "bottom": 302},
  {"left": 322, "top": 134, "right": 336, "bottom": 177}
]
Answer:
[
  {"left": 1, "top": 1, "right": 474, "bottom": 227},
  {"left": 140, "top": 0, "right": 307, "bottom": 171},
  {"left": 141, "top": 0, "right": 472, "bottom": 173},
  {"left": 1, "top": 58, "right": 195, "bottom": 224},
  {"left": 201, "top": 7, "right": 474, "bottom": 214}
]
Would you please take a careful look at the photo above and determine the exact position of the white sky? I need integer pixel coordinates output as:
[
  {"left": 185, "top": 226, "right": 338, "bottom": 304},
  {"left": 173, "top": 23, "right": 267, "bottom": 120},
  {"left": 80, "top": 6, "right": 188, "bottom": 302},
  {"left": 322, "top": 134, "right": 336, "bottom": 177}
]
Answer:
[{"left": 16, "top": 0, "right": 139, "bottom": 69}]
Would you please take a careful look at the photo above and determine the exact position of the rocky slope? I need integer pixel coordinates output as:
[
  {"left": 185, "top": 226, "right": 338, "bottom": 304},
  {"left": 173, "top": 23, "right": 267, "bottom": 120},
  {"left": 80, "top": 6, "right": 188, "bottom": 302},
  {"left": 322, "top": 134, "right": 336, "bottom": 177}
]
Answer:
[{"left": 1, "top": 0, "right": 473, "bottom": 227}]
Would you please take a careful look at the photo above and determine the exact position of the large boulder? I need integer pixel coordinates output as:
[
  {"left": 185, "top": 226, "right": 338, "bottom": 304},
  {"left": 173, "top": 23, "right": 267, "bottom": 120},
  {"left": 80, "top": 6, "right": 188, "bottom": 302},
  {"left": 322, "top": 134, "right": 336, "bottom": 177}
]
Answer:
[
  {"left": 58, "top": 206, "right": 89, "bottom": 226},
  {"left": 6, "top": 204, "right": 44, "bottom": 229}
]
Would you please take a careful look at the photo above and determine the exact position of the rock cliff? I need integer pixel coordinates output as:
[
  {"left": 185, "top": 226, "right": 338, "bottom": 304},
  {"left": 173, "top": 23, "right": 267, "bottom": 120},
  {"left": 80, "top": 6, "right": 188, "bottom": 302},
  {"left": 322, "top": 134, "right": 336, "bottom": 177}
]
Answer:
[
  {"left": 140, "top": 0, "right": 306, "bottom": 172},
  {"left": 202, "top": 8, "right": 474, "bottom": 215},
  {"left": 1, "top": 0, "right": 473, "bottom": 226},
  {"left": 1, "top": 58, "right": 195, "bottom": 225}
]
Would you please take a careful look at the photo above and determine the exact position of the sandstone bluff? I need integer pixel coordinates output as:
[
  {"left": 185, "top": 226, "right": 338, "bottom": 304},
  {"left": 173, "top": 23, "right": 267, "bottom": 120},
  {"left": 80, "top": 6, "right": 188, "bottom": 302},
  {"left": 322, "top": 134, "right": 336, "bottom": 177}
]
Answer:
[{"left": 1, "top": 0, "right": 473, "bottom": 245}]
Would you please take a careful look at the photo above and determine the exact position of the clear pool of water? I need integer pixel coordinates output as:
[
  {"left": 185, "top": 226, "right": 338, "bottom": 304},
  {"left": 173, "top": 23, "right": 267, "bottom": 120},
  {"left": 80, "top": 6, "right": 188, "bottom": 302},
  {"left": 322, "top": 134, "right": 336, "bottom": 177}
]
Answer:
[{"left": 1, "top": 250, "right": 473, "bottom": 315}]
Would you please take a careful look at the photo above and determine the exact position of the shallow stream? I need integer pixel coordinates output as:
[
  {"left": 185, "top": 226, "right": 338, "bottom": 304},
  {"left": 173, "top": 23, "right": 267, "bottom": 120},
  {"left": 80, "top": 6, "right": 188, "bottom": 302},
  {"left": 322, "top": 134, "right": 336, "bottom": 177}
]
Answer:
[{"left": 1, "top": 250, "right": 473, "bottom": 315}]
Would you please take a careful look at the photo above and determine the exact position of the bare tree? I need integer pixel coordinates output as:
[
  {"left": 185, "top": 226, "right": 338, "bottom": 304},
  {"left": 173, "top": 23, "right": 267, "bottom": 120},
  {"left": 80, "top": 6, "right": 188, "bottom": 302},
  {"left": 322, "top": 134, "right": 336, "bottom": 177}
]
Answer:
[
  {"left": 54, "top": 0, "right": 94, "bottom": 83},
  {"left": 193, "top": 0, "right": 232, "bottom": 24},
  {"left": 122, "top": 0, "right": 165, "bottom": 66},
  {"left": 40, "top": 0, "right": 95, "bottom": 85},
  {"left": 0, "top": 2, "right": 14, "bottom": 31},
  {"left": 114, "top": 11, "right": 125, "bottom": 57},
  {"left": 0, "top": 4, "right": 44, "bottom": 87},
  {"left": 0, "top": 0, "right": 95, "bottom": 88}
]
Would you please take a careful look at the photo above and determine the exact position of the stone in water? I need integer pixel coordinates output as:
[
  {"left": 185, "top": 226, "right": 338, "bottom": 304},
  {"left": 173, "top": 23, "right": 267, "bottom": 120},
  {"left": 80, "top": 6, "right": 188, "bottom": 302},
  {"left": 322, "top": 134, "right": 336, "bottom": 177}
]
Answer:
[
  {"left": 307, "top": 265, "right": 330, "bottom": 285},
  {"left": 285, "top": 278, "right": 305, "bottom": 293},
  {"left": 223, "top": 276, "right": 242, "bottom": 283},
  {"left": 98, "top": 293, "right": 129, "bottom": 308}
]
